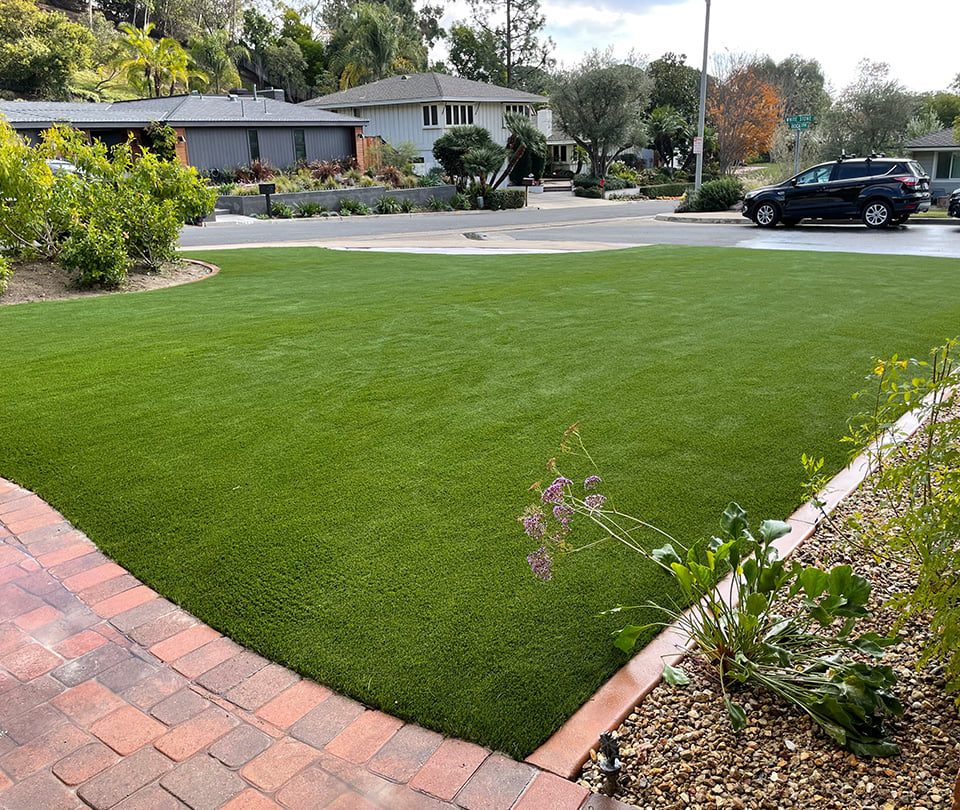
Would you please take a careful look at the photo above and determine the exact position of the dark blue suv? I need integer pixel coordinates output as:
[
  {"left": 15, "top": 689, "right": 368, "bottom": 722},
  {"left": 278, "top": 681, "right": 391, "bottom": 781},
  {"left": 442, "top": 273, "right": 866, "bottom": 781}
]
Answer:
[{"left": 742, "top": 157, "right": 931, "bottom": 228}]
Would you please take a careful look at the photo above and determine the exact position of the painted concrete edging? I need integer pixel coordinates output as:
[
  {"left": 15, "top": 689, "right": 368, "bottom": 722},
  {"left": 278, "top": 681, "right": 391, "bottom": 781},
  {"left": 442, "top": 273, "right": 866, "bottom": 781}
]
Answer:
[
  {"left": 525, "top": 399, "right": 933, "bottom": 779},
  {"left": 217, "top": 184, "right": 457, "bottom": 216}
]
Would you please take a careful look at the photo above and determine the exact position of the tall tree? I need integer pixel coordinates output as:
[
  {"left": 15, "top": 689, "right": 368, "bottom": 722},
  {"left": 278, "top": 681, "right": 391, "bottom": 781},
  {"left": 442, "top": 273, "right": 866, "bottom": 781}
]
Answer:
[
  {"left": 464, "top": 0, "right": 552, "bottom": 89},
  {"left": 0, "top": 0, "right": 93, "bottom": 99},
  {"left": 336, "top": 2, "right": 420, "bottom": 89},
  {"left": 923, "top": 92, "right": 960, "bottom": 129},
  {"left": 754, "top": 55, "right": 829, "bottom": 117},
  {"left": 822, "top": 60, "right": 919, "bottom": 157},
  {"left": 708, "top": 53, "right": 780, "bottom": 173},
  {"left": 447, "top": 22, "right": 503, "bottom": 85},
  {"left": 115, "top": 22, "right": 204, "bottom": 97},
  {"left": 189, "top": 29, "right": 245, "bottom": 93},
  {"left": 647, "top": 52, "right": 700, "bottom": 120},
  {"left": 550, "top": 50, "right": 650, "bottom": 178}
]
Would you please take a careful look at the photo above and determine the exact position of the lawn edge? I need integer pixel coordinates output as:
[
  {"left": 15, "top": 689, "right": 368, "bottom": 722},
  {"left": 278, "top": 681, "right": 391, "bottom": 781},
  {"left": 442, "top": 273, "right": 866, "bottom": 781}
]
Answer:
[{"left": 524, "top": 395, "right": 935, "bottom": 778}]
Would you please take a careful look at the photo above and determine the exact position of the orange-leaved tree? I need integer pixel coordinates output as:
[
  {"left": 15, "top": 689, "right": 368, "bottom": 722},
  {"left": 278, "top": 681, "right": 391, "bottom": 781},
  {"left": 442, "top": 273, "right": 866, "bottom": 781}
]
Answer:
[{"left": 708, "top": 54, "right": 781, "bottom": 174}]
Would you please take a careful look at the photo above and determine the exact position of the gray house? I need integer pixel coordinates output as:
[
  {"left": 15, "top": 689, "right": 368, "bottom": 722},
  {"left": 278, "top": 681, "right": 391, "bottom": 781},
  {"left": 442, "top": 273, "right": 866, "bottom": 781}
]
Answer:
[
  {"left": 304, "top": 73, "right": 546, "bottom": 171},
  {"left": 906, "top": 128, "right": 960, "bottom": 199},
  {"left": 0, "top": 91, "right": 366, "bottom": 173}
]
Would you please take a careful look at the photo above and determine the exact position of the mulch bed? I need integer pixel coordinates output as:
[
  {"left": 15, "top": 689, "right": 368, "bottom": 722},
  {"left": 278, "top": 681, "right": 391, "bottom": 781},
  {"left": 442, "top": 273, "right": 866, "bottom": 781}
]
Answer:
[
  {"left": 580, "top": 422, "right": 960, "bottom": 810},
  {"left": 1, "top": 260, "right": 213, "bottom": 305}
]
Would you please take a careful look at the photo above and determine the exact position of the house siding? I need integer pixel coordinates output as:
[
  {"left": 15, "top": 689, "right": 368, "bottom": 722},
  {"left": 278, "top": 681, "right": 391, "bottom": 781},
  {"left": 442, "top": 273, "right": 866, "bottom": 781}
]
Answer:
[
  {"left": 184, "top": 126, "right": 356, "bottom": 172},
  {"left": 338, "top": 101, "right": 528, "bottom": 171}
]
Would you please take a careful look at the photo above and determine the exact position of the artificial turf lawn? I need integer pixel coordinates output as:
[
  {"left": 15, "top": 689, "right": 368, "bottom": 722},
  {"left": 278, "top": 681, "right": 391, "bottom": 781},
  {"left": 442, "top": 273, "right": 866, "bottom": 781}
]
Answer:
[{"left": 2, "top": 245, "right": 959, "bottom": 757}]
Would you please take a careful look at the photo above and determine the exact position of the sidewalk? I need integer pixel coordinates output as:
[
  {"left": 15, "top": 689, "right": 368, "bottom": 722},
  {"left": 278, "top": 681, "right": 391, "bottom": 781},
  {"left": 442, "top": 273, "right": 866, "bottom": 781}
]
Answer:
[{"left": 0, "top": 478, "right": 628, "bottom": 810}]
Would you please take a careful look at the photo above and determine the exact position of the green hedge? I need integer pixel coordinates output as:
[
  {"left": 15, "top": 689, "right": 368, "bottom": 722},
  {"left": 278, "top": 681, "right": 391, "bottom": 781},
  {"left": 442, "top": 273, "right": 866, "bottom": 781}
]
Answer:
[
  {"left": 574, "top": 187, "right": 603, "bottom": 199},
  {"left": 485, "top": 189, "right": 526, "bottom": 210},
  {"left": 635, "top": 182, "right": 692, "bottom": 197}
]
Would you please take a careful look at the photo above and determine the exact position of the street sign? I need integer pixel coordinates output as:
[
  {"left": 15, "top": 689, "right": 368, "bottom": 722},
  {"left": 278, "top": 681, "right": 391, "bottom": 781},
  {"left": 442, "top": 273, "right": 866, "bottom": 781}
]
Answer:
[
  {"left": 785, "top": 114, "right": 815, "bottom": 131},
  {"left": 692, "top": 136, "right": 704, "bottom": 155}
]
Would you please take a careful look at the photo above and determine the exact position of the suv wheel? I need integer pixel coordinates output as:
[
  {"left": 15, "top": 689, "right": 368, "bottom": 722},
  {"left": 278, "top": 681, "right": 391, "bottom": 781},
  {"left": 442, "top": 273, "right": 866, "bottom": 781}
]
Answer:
[
  {"left": 753, "top": 202, "right": 780, "bottom": 228},
  {"left": 862, "top": 200, "right": 893, "bottom": 229}
]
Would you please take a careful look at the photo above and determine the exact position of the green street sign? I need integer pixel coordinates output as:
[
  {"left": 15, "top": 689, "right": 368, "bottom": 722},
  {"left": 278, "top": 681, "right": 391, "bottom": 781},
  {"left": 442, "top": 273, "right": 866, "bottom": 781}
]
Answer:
[
  {"left": 785, "top": 114, "right": 816, "bottom": 125},
  {"left": 788, "top": 121, "right": 812, "bottom": 130}
]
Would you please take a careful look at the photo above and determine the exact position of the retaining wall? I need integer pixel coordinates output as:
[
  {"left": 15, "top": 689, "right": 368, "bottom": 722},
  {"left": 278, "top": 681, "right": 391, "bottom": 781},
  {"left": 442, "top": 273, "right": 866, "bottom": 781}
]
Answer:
[{"left": 217, "top": 184, "right": 457, "bottom": 215}]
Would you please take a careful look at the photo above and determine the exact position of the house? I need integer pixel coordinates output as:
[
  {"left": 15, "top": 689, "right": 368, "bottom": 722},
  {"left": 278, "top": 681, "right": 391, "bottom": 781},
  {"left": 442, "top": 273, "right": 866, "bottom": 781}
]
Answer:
[
  {"left": 906, "top": 128, "right": 960, "bottom": 199},
  {"left": 303, "top": 73, "right": 546, "bottom": 171},
  {"left": 0, "top": 90, "right": 367, "bottom": 174}
]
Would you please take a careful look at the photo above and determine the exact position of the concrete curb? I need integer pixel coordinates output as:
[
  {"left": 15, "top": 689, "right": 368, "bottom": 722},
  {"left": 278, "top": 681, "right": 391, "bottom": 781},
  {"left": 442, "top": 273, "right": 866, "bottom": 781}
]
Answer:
[
  {"left": 655, "top": 213, "right": 959, "bottom": 226},
  {"left": 525, "top": 398, "right": 932, "bottom": 779}
]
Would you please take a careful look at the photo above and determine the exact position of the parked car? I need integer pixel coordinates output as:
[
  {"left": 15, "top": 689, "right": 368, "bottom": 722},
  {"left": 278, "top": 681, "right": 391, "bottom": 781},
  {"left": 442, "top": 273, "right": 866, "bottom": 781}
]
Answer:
[
  {"left": 742, "top": 157, "right": 931, "bottom": 229},
  {"left": 949, "top": 188, "right": 960, "bottom": 219}
]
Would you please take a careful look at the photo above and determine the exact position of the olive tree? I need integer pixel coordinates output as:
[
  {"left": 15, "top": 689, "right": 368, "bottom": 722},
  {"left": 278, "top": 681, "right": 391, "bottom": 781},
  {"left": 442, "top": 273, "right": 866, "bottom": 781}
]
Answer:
[{"left": 550, "top": 50, "right": 650, "bottom": 179}]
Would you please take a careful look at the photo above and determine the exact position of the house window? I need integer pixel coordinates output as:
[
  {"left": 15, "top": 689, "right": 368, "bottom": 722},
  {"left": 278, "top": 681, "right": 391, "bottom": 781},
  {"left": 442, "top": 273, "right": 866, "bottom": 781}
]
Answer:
[
  {"left": 422, "top": 105, "right": 439, "bottom": 127},
  {"left": 935, "top": 151, "right": 960, "bottom": 179},
  {"left": 444, "top": 104, "right": 474, "bottom": 126},
  {"left": 248, "top": 130, "right": 260, "bottom": 162},
  {"left": 503, "top": 104, "right": 530, "bottom": 127},
  {"left": 293, "top": 129, "right": 306, "bottom": 163},
  {"left": 551, "top": 144, "right": 568, "bottom": 163}
]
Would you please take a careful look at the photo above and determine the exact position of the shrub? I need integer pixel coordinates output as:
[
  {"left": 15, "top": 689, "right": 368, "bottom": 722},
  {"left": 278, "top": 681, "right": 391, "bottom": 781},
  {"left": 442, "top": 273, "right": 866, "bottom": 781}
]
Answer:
[
  {"left": 118, "top": 191, "right": 182, "bottom": 270},
  {"left": 635, "top": 182, "right": 691, "bottom": 198},
  {"left": 269, "top": 202, "right": 294, "bottom": 218},
  {"left": 142, "top": 122, "right": 178, "bottom": 162},
  {"left": 307, "top": 160, "right": 342, "bottom": 181},
  {"left": 573, "top": 174, "right": 602, "bottom": 189},
  {"left": 608, "top": 160, "right": 640, "bottom": 185},
  {"left": 417, "top": 167, "right": 446, "bottom": 187},
  {"left": 426, "top": 197, "right": 452, "bottom": 212},
  {"left": 484, "top": 189, "right": 525, "bottom": 210},
  {"left": 819, "top": 341, "right": 960, "bottom": 701},
  {"left": 375, "top": 195, "right": 402, "bottom": 214},
  {"left": 689, "top": 177, "right": 745, "bottom": 212},
  {"left": 448, "top": 192, "right": 469, "bottom": 210},
  {"left": 60, "top": 220, "right": 129, "bottom": 288},
  {"left": 0, "top": 254, "right": 12, "bottom": 294},
  {"left": 294, "top": 202, "right": 326, "bottom": 217},
  {"left": 432, "top": 126, "right": 498, "bottom": 189},
  {"left": 248, "top": 160, "right": 275, "bottom": 181},
  {"left": 574, "top": 186, "right": 603, "bottom": 199},
  {"left": 520, "top": 428, "right": 903, "bottom": 757},
  {"left": 338, "top": 197, "right": 370, "bottom": 215},
  {"left": 398, "top": 197, "right": 416, "bottom": 213},
  {"left": 377, "top": 165, "right": 406, "bottom": 189}
]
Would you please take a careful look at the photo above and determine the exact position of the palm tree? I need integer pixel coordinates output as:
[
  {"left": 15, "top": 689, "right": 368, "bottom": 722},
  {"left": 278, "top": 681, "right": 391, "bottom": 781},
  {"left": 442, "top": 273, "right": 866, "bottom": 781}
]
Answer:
[
  {"left": 649, "top": 105, "right": 688, "bottom": 176},
  {"left": 189, "top": 30, "right": 247, "bottom": 94},
  {"left": 338, "top": 3, "right": 415, "bottom": 90},
  {"left": 116, "top": 23, "right": 207, "bottom": 97}
]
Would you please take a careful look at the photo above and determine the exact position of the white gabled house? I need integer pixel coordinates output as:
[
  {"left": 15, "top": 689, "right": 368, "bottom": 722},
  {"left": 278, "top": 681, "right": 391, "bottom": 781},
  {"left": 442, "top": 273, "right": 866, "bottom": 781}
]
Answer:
[{"left": 303, "top": 73, "right": 546, "bottom": 172}]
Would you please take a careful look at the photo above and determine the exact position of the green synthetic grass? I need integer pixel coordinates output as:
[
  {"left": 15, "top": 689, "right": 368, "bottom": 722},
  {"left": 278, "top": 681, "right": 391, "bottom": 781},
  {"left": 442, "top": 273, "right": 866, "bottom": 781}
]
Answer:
[{"left": 2, "top": 245, "right": 959, "bottom": 757}]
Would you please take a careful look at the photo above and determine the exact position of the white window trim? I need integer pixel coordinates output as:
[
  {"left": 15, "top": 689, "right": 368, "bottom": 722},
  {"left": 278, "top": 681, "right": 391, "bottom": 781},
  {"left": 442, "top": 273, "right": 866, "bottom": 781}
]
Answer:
[
  {"left": 422, "top": 104, "right": 440, "bottom": 129},
  {"left": 444, "top": 104, "right": 475, "bottom": 127}
]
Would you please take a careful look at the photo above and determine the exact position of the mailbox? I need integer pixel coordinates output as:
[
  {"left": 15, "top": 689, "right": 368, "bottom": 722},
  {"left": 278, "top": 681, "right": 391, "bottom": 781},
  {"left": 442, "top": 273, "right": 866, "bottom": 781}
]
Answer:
[{"left": 258, "top": 182, "right": 276, "bottom": 195}]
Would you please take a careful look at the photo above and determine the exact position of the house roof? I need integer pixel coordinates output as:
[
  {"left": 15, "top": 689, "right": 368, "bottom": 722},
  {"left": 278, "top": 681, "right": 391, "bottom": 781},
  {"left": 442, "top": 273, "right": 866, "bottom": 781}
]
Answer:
[
  {"left": 906, "top": 128, "right": 959, "bottom": 149},
  {"left": 0, "top": 94, "right": 365, "bottom": 130},
  {"left": 304, "top": 73, "right": 546, "bottom": 109}
]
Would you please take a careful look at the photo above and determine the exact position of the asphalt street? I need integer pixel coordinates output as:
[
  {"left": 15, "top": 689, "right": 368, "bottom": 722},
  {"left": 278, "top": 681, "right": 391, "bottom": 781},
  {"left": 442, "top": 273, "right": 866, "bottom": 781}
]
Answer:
[{"left": 179, "top": 199, "right": 960, "bottom": 258}]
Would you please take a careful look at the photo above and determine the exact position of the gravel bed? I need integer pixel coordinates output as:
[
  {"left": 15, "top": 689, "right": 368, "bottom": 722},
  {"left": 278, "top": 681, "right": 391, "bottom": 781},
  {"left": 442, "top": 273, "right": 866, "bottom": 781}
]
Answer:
[{"left": 580, "top": 425, "right": 960, "bottom": 809}]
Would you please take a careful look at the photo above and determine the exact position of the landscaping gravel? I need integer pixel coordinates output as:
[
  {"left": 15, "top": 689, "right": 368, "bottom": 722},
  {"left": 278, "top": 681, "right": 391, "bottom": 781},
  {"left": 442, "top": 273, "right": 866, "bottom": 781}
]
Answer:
[{"left": 580, "top": 427, "right": 960, "bottom": 809}]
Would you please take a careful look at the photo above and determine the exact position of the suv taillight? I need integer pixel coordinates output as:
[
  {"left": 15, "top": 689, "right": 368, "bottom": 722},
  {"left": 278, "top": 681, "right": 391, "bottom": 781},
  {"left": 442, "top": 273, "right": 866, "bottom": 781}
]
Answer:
[{"left": 893, "top": 175, "right": 918, "bottom": 188}]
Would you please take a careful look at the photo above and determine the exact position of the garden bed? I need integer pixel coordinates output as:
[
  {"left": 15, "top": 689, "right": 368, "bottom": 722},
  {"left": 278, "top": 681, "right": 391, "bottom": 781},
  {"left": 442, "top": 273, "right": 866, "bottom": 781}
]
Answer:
[
  {"left": 580, "top": 412, "right": 960, "bottom": 809},
  {"left": 0, "top": 259, "right": 215, "bottom": 305},
  {"left": 216, "top": 184, "right": 457, "bottom": 216}
]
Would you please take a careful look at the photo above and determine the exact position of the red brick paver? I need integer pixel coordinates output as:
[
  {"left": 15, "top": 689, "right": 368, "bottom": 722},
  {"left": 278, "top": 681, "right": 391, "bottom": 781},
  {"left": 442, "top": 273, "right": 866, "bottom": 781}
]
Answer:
[{"left": 0, "top": 479, "right": 591, "bottom": 809}]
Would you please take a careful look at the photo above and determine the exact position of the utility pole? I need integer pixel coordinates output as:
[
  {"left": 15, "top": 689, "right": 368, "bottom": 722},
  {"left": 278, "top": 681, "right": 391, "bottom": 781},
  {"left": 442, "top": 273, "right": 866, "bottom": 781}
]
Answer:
[
  {"left": 694, "top": 0, "right": 711, "bottom": 191},
  {"left": 505, "top": 0, "right": 512, "bottom": 87}
]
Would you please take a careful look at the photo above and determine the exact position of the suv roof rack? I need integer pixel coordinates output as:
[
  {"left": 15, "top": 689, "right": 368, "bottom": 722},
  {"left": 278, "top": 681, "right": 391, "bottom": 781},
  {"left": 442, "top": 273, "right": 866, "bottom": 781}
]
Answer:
[{"left": 837, "top": 152, "right": 857, "bottom": 162}]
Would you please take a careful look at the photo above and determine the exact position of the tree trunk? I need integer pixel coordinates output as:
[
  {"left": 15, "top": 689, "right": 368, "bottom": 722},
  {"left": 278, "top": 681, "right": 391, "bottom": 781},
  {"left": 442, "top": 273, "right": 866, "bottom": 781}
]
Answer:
[{"left": 951, "top": 765, "right": 959, "bottom": 810}]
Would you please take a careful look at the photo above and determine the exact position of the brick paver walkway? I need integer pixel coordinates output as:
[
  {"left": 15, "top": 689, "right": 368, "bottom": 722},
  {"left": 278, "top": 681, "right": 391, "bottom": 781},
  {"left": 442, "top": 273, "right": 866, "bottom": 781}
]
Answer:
[{"left": 0, "top": 478, "right": 629, "bottom": 810}]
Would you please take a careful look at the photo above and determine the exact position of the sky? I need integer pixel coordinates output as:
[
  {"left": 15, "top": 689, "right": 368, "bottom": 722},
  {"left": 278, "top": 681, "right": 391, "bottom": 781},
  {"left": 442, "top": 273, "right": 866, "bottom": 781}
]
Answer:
[{"left": 432, "top": 0, "right": 959, "bottom": 94}]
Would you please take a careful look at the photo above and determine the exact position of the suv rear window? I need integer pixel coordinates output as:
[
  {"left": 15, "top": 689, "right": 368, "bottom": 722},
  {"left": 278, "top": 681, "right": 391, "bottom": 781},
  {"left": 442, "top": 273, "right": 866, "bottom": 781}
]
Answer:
[
  {"left": 866, "top": 162, "right": 895, "bottom": 176},
  {"left": 835, "top": 162, "right": 870, "bottom": 180}
]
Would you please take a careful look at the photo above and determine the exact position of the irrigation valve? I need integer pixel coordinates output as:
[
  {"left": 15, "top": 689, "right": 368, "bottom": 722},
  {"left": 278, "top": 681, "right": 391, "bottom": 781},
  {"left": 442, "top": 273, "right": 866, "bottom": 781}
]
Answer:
[{"left": 597, "top": 731, "right": 622, "bottom": 796}]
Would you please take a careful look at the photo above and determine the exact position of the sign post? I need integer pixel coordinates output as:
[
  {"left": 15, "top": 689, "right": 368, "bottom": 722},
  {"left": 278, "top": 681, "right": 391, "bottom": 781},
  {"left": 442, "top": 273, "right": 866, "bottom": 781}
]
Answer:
[{"left": 784, "top": 115, "right": 816, "bottom": 175}]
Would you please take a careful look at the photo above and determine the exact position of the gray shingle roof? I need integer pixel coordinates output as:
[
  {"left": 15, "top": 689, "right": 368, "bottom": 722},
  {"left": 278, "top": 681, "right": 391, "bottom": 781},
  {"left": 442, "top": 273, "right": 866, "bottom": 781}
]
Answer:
[
  {"left": 906, "top": 128, "right": 959, "bottom": 149},
  {"left": 304, "top": 73, "right": 546, "bottom": 109},
  {"left": 0, "top": 95, "right": 365, "bottom": 129}
]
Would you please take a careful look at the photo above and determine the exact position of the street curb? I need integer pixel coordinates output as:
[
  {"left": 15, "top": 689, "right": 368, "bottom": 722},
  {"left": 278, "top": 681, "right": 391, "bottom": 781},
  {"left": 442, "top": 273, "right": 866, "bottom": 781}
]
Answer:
[
  {"left": 525, "top": 398, "right": 932, "bottom": 779},
  {"left": 655, "top": 213, "right": 958, "bottom": 226}
]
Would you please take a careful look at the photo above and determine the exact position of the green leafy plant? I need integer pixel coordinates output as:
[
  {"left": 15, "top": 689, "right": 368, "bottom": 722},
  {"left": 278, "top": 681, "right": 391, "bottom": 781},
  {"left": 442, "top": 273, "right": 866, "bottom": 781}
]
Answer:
[
  {"left": 574, "top": 187, "right": 603, "bottom": 199},
  {"left": 822, "top": 341, "right": 960, "bottom": 699},
  {"left": 484, "top": 189, "right": 525, "bottom": 210},
  {"left": 269, "top": 202, "right": 294, "bottom": 219},
  {"left": 520, "top": 426, "right": 903, "bottom": 756},
  {"left": 294, "top": 202, "right": 326, "bottom": 217},
  {"left": 397, "top": 197, "right": 416, "bottom": 213},
  {"left": 426, "top": 197, "right": 452, "bottom": 212},
  {"left": 338, "top": 198, "right": 370, "bottom": 215},
  {"left": 60, "top": 219, "right": 129, "bottom": 288},
  {"left": 0, "top": 254, "right": 12, "bottom": 294},
  {"left": 375, "top": 195, "right": 403, "bottom": 214},
  {"left": 688, "top": 177, "right": 745, "bottom": 212}
]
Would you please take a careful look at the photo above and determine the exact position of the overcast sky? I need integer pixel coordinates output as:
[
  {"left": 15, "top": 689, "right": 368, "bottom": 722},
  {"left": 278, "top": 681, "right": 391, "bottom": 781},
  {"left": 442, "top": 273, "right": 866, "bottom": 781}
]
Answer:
[{"left": 433, "top": 0, "right": 958, "bottom": 94}]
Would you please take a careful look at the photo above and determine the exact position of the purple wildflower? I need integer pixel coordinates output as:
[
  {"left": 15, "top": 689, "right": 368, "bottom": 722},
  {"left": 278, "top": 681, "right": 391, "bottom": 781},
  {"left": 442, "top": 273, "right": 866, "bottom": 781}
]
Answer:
[
  {"left": 553, "top": 503, "right": 574, "bottom": 528},
  {"left": 527, "top": 546, "right": 553, "bottom": 581},
  {"left": 584, "top": 493, "right": 607, "bottom": 511},
  {"left": 584, "top": 475, "right": 603, "bottom": 490},
  {"left": 521, "top": 512, "right": 546, "bottom": 540},
  {"left": 541, "top": 476, "right": 572, "bottom": 504}
]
